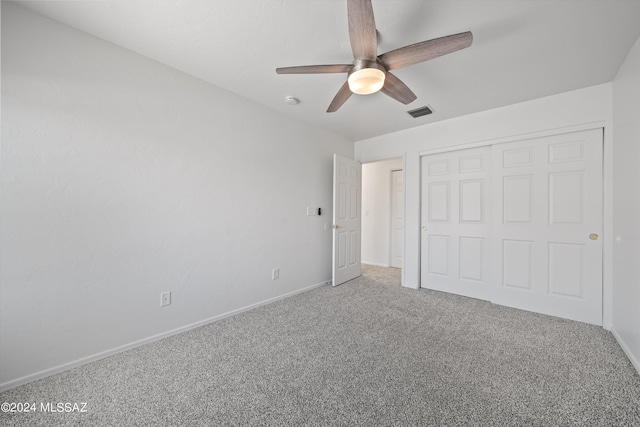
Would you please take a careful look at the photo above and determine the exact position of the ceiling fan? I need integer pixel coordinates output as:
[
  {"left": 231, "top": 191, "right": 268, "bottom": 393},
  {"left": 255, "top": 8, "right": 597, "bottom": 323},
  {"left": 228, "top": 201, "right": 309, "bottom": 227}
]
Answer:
[{"left": 276, "top": 0, "right": 473, "bottom": 112}]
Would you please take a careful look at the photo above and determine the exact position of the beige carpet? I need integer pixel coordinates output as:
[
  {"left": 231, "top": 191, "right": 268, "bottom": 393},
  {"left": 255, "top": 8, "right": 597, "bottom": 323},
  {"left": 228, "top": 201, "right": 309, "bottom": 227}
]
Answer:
[{"left": 1, "top": 264, "right": 639, "bottom": 426}]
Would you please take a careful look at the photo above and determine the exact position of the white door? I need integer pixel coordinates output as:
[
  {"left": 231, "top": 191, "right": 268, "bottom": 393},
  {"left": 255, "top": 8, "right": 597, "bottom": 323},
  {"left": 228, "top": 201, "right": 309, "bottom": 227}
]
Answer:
[
  {"left": 420, "top": 146, "right": 492, "bottom": 301},
  {"left": 332, "top": 154, "right": 362, "bottom": 286},
  {"left": 390, "top": 170, "right": 404, "bottom": 268},
  {"left": 491, "top": 129, "right": 603, "bottom": 325}
]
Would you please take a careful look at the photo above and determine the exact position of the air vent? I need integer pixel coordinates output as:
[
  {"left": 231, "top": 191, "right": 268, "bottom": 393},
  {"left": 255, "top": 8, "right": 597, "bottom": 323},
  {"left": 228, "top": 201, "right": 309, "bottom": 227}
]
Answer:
[{"left": 407, "top": 106, "right": 433, "bottom": 118}]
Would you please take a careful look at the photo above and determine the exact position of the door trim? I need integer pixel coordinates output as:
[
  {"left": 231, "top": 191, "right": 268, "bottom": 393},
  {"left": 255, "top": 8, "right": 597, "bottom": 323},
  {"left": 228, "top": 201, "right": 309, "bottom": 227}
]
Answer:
[
  {"left": 419, "top": 121, "right": 606, "bottom": 157},
  {"left": 389, "top": 169, "right": 404, "bottom": 269}
]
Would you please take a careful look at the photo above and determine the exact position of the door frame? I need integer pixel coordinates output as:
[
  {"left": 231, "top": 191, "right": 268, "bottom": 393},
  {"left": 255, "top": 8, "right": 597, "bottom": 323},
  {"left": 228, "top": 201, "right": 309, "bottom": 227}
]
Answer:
[{"left": 389, "top": 168, "right": 404, "bottom": 269}]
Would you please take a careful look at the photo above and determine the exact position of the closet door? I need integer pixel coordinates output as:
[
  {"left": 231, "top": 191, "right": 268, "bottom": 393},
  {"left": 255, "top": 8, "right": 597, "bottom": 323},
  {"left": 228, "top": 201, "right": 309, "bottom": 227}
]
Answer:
[
  {"left": 420, "top": 146, "right": 491, "bottom": 301},
  {"left": 491, "top": 129, "right": 603, "bottom": 325}
]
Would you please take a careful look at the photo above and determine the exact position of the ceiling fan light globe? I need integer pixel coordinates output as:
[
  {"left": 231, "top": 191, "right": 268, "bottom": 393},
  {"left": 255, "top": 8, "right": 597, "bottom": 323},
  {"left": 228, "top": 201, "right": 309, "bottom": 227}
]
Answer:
[{"left": 348, "top": 68, "right": 386, "bottom": 95}]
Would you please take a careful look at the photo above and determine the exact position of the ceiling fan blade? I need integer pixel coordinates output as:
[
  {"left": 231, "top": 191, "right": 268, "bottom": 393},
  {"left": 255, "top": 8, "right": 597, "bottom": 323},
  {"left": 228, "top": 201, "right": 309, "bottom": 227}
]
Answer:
[
  {"left": 380, "top": 72, "right": 417, "bottom": 105},
  {"left": 327, "top": 81, "right": 353, "bottom": 112},
  {"left": 347, "top": 0, "right": 378, "bottom": 60},
  {"left": 379, "top": 31, "right": 473, "bottom": 70},
  {"left": 276, "top": 64, "right": 352, "bottom": 74}
]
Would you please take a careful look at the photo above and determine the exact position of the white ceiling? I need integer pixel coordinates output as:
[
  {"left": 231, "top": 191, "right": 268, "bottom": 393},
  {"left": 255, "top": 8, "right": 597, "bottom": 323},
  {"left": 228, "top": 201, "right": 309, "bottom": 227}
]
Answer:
[{"left": 14, "top": 0, "right": 640, "bottom": 142}]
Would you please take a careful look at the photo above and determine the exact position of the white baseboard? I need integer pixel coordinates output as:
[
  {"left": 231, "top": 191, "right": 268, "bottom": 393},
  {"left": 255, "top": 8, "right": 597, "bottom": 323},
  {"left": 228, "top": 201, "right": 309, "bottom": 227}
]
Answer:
[
  {"left": 611, "top": 328, "right": 640, "bottom": 376},
  {"left": 0, "top": 280, "right": 330, "bottom": 392}
]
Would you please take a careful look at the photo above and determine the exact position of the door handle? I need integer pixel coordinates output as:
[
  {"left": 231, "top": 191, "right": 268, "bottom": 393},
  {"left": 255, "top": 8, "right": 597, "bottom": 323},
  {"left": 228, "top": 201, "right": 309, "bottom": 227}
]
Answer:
[
  {"left": 332, "top": 225, "right": 343, "bottom": 229},
  {"left": 422, "top": 226, "right": 427, "bottom": 231},
  {"left": 589, "top": 233, "right": 598, "bottom": 240}
]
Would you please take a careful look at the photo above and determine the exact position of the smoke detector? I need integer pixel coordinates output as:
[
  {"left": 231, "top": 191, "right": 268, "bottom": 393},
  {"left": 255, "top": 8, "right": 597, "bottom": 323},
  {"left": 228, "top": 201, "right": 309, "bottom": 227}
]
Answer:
[{"left": 284, "top": 96, "right": 300, "bottom": 105}]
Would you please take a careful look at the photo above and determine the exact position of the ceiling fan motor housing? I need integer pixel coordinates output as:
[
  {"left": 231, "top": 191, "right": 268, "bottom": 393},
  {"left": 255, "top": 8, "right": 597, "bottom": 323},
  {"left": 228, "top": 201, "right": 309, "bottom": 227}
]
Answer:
[{"left": 349, "top": 58, "right": 387, "bottom": 75}]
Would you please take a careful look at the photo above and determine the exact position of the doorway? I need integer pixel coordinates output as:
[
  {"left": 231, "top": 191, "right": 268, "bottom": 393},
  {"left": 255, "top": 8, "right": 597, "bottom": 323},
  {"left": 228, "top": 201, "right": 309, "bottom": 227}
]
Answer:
[{"left": 362, "top": 158, "right": 404, "bottom": 272}]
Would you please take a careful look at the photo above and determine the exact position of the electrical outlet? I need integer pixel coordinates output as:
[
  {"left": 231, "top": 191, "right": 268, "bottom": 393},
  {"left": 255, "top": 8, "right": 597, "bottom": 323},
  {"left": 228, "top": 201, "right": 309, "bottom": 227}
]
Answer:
[
  {"left": 161, "top": 291, "right": 171, "bottom": 307},
  {"left": 272, "top": 268, "right": 279, "bottom": 280}
]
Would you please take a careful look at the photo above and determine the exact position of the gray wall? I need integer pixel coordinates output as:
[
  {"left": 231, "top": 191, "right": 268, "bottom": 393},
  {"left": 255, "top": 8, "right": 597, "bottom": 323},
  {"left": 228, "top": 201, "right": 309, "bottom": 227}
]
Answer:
[
  {"left": 612, "top": 33, "right": 640, "bottom": 374},
  {"left": 0, "top": 3, "right": 353, "bottom": 389}
]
